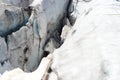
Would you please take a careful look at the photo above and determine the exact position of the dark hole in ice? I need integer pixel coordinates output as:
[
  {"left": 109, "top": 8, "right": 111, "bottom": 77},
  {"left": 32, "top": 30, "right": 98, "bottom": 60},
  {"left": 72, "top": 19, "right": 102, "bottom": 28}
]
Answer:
[
  {"left": 24, "top": 58, "right": 28, "bottom": 63},
  {"left": 23, "top": 47, "right": 29, "bottom": 54},
  {"left": 42, "top": 51, "right": 50, "bottom": 57},
  {"left": 1, "top": 61, "right": 4, "bottom": 66}
]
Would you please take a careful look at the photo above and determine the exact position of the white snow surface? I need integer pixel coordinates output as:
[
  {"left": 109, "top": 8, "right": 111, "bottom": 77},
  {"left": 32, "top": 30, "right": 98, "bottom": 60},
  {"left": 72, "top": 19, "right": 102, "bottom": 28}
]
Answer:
[{"left": 50, "top": 0, "right": 120, "bottom": 80}]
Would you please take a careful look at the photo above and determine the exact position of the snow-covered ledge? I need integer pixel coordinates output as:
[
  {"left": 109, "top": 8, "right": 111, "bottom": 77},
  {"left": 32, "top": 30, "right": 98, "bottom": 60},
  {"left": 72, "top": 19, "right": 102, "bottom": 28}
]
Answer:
[
  {"left": 49, "top": 0, "right": 120, "bottom": 80},
  {"left": 0, "top": 54, "right": 52, "bottom": 80}
]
